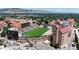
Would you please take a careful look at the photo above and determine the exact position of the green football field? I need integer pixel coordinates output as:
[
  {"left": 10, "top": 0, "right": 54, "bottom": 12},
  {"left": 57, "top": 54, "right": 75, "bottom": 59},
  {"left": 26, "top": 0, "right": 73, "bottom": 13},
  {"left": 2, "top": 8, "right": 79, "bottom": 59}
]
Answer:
[{"left": 23, "top": 27, "right": 48, "bottom": 37}]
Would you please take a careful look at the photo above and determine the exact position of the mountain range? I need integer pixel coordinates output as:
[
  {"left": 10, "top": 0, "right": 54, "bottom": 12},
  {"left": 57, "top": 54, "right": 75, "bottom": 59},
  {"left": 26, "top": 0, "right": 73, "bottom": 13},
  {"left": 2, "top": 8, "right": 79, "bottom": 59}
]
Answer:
[
  {"left": 0, "top": 8, "right": 79, "bottom": 14},
  {"left": 0, "top": 8, "right": 51, "bottom": 14}
]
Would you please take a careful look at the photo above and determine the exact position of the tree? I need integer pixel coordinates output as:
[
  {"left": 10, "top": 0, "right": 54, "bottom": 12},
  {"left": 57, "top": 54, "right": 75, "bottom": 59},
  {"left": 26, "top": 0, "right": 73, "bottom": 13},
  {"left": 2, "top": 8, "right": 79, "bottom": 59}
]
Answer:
[
  {"left": 12, "top": 14, "right": 17, "bottom": 19},
  {"left": 1, "top": 30, "right": 5, "bottom": 37},
  {"left": 1, "top": 26, "right": 8, "bottom": 37},
  {"left": 75, "top": 33, "right": 78, "bottom": 43},
  {"left": 75, "top": 33, "right": 79, "bottom": 50},
  {"left": 54, "top": 43, "right": 60, "bottom": 49}
]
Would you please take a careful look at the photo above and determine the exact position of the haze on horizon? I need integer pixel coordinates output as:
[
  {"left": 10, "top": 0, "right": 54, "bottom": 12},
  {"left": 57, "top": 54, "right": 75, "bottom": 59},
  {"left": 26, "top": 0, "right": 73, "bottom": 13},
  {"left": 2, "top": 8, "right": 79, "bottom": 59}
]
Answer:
[
  {"left": 26, "top": 8, "right": 79, "bottom": 13},
  {"left": 0, "top": 8, "right": 79, "bottom": 13}
]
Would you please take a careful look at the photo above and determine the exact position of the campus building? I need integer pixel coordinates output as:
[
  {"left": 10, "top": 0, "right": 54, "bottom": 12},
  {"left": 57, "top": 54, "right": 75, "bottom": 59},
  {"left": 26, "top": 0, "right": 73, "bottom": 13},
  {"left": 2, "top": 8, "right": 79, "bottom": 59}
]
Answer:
[
  {"left": 8, "top": 19, "right": 33, "bottom": 29},
  {"left": 6, "top": 27, "right": 19, "bottom": 41},
  {"left": 51, "top": 18, "right": 74, "bottom": 48},
  {"left": 67, "top": 18, "right": 75, "bottom": 27}
]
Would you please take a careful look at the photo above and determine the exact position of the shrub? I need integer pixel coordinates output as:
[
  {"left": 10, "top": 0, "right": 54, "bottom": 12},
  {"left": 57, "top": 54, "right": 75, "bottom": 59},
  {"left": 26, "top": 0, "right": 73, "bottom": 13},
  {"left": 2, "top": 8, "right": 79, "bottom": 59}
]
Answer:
[
  {"left": 1, "top": 31, "right": 5, "bottom": 37},
  {"left": 50, "top": 43, "right": 53, "bottom": 47},
  {"left": 54, "top": 43, "right": 60, "bottom": 49}
]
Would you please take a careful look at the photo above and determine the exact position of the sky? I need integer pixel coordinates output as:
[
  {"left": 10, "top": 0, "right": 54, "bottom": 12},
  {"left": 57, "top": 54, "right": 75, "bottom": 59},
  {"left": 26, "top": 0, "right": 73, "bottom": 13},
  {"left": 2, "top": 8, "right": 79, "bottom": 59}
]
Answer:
[{"left": 26, "top": 8, "right": 79, "bottom": 13}]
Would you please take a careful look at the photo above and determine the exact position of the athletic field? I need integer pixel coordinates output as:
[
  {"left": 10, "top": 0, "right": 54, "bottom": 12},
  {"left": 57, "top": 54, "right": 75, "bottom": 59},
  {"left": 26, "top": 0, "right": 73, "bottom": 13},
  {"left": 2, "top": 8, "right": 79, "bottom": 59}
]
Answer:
[{"left": 23, "top": 27, "right": 48, "bottom": 37}]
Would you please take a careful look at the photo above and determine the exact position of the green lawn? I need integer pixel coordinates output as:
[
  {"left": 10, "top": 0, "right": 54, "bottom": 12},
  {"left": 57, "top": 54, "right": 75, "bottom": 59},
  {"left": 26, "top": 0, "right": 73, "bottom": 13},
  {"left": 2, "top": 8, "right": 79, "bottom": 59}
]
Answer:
[{"left": 23, "top": 27, "right": 48, "bottom": 38}]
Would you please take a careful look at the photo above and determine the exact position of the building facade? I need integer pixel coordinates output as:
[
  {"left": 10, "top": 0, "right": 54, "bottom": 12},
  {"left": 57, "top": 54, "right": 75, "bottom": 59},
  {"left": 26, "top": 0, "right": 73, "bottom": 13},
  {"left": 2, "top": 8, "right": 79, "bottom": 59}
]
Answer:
[
  {"left": 9, "top": 19, "right": 34, "bottom": 29},
  {"left": 51, "top": 18, "right": 74, "bottom": 48}
]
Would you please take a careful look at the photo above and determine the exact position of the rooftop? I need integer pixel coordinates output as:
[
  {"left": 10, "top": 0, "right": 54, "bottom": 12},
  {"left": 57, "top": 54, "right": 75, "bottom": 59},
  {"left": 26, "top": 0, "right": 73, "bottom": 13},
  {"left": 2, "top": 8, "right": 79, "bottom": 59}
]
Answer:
[
  {"left": 52, "top": 19, "right": 74, "bottom": 33},
  {"left": 59, "top": 26, "right": 72, "bottom": 33},
  {"left": 9, "top": 19, "right": 33, "bottom": 24},
  {"left": 8, "top": 27, "right": 18, "bottom": 31}
]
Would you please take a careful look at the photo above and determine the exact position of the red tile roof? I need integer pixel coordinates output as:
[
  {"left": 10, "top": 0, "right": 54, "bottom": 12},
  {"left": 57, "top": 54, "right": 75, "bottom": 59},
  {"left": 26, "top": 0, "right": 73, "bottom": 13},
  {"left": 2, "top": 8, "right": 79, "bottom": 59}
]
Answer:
[
  {"left": 53, "top": 24, "right": 72, "bottom": 33},
  {"left": 52, "top": 20, "right": 72, "bottom": 33},
  {"left": 56, "top": 19, "right": 61, "bottom": 23},
  {"left": 0, "top": 21, "right": 3, "bottom": 24},
  {"left": 67, "top": 19, "right": 74, "bottom": 23},
  {"left": 59, "top": 26, "right": 72, "bottom": 33},
  {"left": 55, "top": 24, "right": 61, "bottom": 29}
]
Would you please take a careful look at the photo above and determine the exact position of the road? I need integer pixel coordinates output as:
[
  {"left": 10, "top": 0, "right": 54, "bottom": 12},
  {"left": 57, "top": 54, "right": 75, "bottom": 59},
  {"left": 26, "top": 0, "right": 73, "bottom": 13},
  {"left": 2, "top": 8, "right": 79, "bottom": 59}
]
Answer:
[{"left": 68, "top": 28, "right": 77, "bottom": 50}]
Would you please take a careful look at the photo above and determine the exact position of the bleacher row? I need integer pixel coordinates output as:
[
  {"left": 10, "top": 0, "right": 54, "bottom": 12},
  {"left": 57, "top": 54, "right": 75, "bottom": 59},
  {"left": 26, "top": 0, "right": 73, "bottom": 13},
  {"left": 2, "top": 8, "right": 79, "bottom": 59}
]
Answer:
[{"left": 19, "top": 24, "right": 39, "bottom": 33}]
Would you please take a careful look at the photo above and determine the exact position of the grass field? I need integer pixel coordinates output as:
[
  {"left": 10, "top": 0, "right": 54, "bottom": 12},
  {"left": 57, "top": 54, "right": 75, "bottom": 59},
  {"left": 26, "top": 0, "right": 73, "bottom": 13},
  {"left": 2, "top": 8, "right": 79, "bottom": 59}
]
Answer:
[{"left": 23, "top": 27, "right": 48, "bottom": 37}]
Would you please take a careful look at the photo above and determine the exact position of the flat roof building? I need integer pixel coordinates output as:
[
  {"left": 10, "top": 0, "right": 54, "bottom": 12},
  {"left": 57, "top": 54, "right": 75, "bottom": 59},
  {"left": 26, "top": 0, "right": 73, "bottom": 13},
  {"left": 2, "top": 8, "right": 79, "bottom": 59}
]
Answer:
[
  {"left": 8, "top": 19, "right": 34, "bottom": 29},
  {"left": 6, "top": 27, "right": 19, "bottom": 41}
]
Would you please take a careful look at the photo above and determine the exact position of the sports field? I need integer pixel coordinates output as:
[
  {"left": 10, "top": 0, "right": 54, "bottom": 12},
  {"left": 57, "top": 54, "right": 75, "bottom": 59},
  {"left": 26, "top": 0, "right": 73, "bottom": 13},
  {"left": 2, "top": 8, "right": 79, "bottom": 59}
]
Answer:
[{"left": 23, "top": 27, "right": 48, "bottom": 37}]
